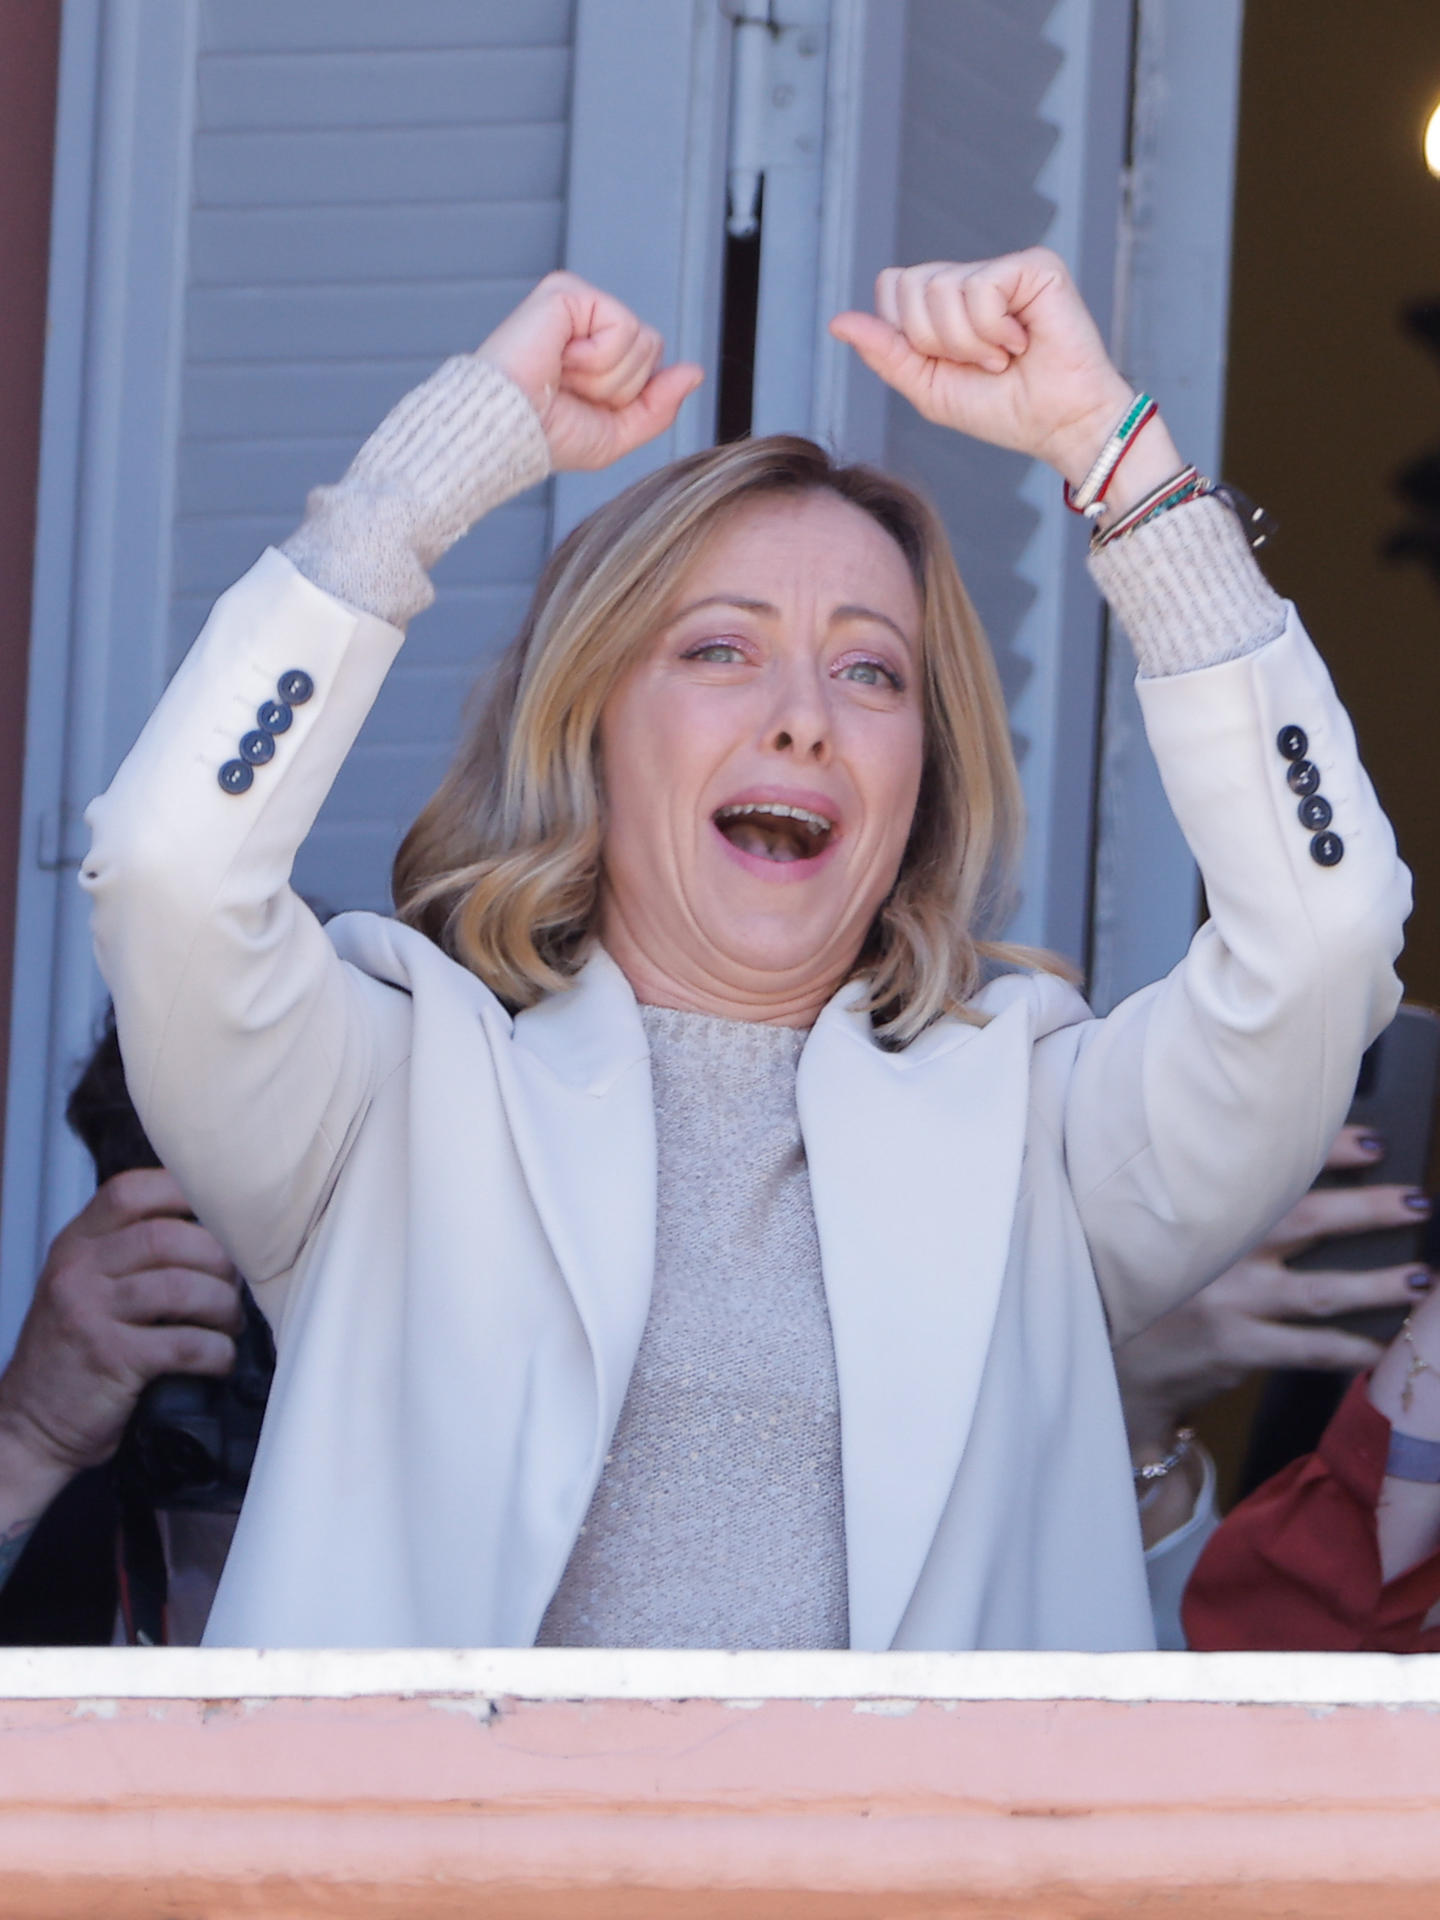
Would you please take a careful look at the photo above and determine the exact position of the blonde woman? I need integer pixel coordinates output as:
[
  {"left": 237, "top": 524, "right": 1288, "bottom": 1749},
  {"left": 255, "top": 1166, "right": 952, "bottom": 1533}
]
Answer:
[{"left": 82, "top": 253, "right": 1408, "bottom": 1650}]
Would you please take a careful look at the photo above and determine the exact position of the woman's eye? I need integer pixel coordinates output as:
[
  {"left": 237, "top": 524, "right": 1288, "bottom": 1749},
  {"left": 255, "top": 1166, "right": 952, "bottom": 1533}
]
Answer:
[
  {"left": 685, "top": 641, "right": 746, "bottom": 664},
  {"left": 837, "top": 658, "right": 901, "bottom": 690}
]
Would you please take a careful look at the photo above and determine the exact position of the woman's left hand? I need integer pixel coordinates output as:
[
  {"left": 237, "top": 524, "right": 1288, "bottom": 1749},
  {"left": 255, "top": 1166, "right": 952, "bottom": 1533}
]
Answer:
[
  {"left": 831, "top": 249, "right": 1156, "bottom": 487},
  {"left": 477, "top": 271, "right": 703, "bottom": 474}
]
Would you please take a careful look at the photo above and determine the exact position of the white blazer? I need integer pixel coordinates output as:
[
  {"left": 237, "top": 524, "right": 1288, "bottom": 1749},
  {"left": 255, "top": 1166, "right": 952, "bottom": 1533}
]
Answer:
[{"left": 82, "top": 550, "right": 1408, "bottom": 1650}]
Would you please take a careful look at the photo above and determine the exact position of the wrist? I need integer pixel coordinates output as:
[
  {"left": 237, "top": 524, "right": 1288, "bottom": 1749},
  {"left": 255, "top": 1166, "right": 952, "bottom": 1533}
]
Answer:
[
  {"left": 1046, "top": 382, "right": 1187, "bottom": 532},
  {"left": 1122, "top": 1391, "right": 1190, "bottom": 1462},
  {"left": 1042, "top": 374, "right": 1137, "bottom": 486},
  {"left": 0, "top": 1403, "right": 77, "bottom": 1527},
  {"left": 1133, "top": 1429, "right": 1204, "bottom": 1550},
  {"left": 1091, "top": 414, "right": 1185, "bottom": 525}
]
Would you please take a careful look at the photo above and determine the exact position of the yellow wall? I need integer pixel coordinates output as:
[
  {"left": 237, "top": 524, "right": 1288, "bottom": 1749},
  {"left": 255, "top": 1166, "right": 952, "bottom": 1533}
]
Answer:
[{"left": 1226, "top": 0, "right": 1440, "bottom": 1009}]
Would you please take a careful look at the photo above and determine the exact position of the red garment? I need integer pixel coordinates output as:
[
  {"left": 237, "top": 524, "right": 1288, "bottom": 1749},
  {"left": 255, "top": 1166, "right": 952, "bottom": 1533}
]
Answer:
[{"left": 1184, "top": 1373, "right": 1440, "bottom": 1652}]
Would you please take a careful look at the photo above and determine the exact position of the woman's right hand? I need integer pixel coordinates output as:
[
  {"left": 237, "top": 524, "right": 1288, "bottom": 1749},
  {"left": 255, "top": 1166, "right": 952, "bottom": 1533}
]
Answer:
[{"left": 477, "top": 272, "right": 703, "bottom": 474}]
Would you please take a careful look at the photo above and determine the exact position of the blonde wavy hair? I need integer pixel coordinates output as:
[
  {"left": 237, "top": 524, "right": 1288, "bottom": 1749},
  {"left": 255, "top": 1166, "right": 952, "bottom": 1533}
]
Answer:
[{"left": 393, "top": 435, "right": 1070, "bottom": 1045}]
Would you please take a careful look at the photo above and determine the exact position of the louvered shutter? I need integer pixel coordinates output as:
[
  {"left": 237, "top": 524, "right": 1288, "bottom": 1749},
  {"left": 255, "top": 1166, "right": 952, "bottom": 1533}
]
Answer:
[{"left": 175, "top": 0, "right": 574, "bottom": 914}]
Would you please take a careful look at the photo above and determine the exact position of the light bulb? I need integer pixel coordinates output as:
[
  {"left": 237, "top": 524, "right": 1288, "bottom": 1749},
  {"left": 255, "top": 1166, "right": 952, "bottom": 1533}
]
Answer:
[{"left": 1426, "top": 100, "right": 1440, "bottom": 179}]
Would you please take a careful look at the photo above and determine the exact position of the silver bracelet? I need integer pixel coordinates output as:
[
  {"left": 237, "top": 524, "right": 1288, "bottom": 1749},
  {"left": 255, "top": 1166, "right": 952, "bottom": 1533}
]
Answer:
[{"left": 1134, "top": 1428, "right": 1195, "bottom": 1514}]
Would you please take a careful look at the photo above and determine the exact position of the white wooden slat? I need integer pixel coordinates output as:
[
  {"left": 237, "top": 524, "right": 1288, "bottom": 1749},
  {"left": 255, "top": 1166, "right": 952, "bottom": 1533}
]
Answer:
[
  {"left": 195, "top": 47, "right": 570, "bottom": 131},
  {"left": 169, "top": 584, "right": 535, "bottom": 671},
  {"left": 188, "top": 203, "right": 565, "bottom": 286},
  {"left": 185, "top": 282, "right": 537, "bottom": 364},
  {"left": 175, "top": 438, "right": 375, "bottom": 511},
  {"left": 181, "top": 361, "right": 442, "bottom": 438},
  {"left": 170, "top": 503, "right": 549, "bottom": 604},
  {"left": 167, "top": 0, "right": 573, "bottom": 921},
  {"left": 193, "top": 125, "right": 567, "bottom": 208},
  {"left": 293, "top": 825, "right": 413, "bottom": 915},
  {"left": 332, "top": 669, "right": 485, "bottom": 749},
  {"left": 380, "top": 588, "right": 537, "bottom": 665},
  {"left": 200, "top": 0, "right": 573, "bottom": 56}
]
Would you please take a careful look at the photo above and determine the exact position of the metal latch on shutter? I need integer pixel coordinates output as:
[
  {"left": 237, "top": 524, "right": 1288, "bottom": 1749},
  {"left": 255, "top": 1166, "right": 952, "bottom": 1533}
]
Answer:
[
  {"left": 718, "top": 0, "right": 832, "bottom": 439},
  {"left": 723, "top": 0, "right": 830, "bottom": 240}
]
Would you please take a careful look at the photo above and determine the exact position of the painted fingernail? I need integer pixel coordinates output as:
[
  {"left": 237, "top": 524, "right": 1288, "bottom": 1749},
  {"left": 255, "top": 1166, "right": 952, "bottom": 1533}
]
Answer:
[
  {"left": 1358, "top": 1133, "right": 1386, "bottom": 1155},
  {"left": 1405, "top": 1193, "right": 1434, "bottom": 1214},
  {"left": 1408, "top": 1270, "right": 1434, "bottom": 1294}
]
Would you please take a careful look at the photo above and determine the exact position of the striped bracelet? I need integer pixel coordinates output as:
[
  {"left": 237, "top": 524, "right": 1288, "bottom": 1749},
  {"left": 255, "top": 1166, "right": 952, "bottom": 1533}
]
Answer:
[
  {"left": 1089, "top": 464, "right": 1210, "bottom": 550},
  {"left": 1063, "top": 392, "right": 1158, "bottom": 520}
]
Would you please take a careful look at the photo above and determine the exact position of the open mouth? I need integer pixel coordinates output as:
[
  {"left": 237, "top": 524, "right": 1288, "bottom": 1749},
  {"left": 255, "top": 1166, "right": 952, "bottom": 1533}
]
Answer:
[{"left": 713, "top": 801, "right": 836, "bottom": 864}]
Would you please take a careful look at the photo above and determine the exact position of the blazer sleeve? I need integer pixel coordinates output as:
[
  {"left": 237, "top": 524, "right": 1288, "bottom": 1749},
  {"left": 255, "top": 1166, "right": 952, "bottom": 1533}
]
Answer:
[
  {"left": 1061, "top": 605, "right": 1410, "bottom": 1344},
  {"left": 81, "top": 549, "right": 413, "bottom": 1288}
]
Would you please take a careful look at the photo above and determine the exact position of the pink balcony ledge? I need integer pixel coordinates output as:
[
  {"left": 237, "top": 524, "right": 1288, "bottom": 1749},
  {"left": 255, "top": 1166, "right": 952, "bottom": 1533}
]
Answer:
[{"left": 2, "top": 1647, "right": 1440, "bottom": 1917}]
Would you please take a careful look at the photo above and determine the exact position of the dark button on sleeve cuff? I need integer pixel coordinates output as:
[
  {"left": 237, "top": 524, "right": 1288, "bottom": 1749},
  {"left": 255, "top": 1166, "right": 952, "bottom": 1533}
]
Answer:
[
  {"left": 258, "top": 698, "right": 293, "bottom": 733},
  {"left": 1310, "top": 829, "right": 1345, "bottom": 866},
  {"left": 1286, "top": 759, "right": 1320, "bottom": 797},
  {"left": 277, "top": 669, "right": 314, "bottom": 705},
  {"left": 218, "top": 759, "right": 254, "bottom": 795},
  {"left": 239, "top": 729, "right": 276, "bottom": 766},
  {"left": 1298, "top": 793, "right": 1333, "bottom": 831},
  {"left": 1276, "top": 724, "right": 1308, "bottom": 761}
]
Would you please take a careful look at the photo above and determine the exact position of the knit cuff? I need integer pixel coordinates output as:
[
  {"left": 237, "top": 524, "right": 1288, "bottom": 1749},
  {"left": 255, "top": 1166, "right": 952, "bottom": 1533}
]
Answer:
[
  {"left": 280, "top": 356, "right": 551, "bottom": 628},
  {"left": 1087, "top": 493, "right": 1288, "bottom": 679}
]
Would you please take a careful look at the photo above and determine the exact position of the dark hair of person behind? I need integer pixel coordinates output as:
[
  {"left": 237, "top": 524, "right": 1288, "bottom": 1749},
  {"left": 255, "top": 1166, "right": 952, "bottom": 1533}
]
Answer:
[{"left": 65, "top": 1007, "right": 161, "bottom": 1186}]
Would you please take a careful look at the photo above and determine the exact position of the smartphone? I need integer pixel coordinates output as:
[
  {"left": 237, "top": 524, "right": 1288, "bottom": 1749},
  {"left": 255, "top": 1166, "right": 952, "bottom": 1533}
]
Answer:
[{"left": 1289, "top": 1002, "right": 1440, "bottom": 1343}]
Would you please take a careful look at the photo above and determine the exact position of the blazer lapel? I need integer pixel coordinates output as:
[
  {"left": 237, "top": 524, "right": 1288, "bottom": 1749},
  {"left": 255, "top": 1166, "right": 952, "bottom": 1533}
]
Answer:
[
  {"left": 798, "top": 985, "right": 1033, "bottom": 1650},
  {"left": 500, "top": 950, "right": 657, "bottom": 1475}
]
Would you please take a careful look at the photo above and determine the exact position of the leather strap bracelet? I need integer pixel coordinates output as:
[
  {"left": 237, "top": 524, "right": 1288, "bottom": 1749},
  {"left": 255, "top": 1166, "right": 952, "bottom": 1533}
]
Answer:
[
  {"left": 1089, "top": 464, "right": 1207, "bottom": 551},
  {"left": 1386, "top": 1428, "right": 1440, "bottom": 1484}
]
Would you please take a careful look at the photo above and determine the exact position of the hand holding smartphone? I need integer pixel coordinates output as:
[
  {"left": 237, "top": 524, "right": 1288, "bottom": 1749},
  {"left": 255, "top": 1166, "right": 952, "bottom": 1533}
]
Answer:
[{"left": 1290, "top": 1003, "right": 1440, "bottom": 1343}]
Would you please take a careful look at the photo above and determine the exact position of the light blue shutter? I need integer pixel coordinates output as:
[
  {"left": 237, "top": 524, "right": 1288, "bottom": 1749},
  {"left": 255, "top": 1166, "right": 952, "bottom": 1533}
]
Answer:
[
  {"left": 173, "top": 0, "right": 575, "bottom": 913},
  {"left": 886, "top": 0, "right": 1132, "bottom": 961}
]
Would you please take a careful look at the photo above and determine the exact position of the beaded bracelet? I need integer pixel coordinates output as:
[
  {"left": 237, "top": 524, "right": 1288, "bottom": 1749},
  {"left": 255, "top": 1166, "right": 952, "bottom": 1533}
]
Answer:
[
  {"left": 1063, "top": 392, "right": 1158, "bottom": 520},
  {"left": 1133, "top": 1427, "right": 1195, "bottom": 1514}
]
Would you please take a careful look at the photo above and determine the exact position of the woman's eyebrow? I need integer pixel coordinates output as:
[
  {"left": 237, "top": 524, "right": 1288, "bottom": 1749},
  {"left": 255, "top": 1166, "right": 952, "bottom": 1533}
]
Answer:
[
  {"left": 672, "top": 594, "right": 913, "bottom": 647},
  {"left": 670, "top": 594, "right": 776, "bottom": 621},
  {"left": 830, "top": 604, "right": 914, "bottom": 648}
]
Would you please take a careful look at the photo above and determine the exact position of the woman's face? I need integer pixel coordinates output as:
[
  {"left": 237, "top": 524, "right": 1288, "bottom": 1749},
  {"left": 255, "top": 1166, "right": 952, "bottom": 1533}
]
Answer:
[{"left": 597, "top": 489, "right": 926, "bottom": 1024}]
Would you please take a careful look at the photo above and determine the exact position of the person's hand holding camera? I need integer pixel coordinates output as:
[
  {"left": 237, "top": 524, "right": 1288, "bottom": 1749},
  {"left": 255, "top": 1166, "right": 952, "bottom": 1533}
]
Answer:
[{"left": 0, "top": 1170, "right": 240, "bottom": 1580}]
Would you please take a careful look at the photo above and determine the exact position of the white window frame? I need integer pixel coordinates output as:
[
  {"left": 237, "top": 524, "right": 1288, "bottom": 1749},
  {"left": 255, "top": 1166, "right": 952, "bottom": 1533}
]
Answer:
[
  {"left": 1, "top": 0, "right": 200, "bottom": 1354},
  {"left": 1087, "top": 0, "right": 1247, "bottom": 1010},
  {"left": 553, "top": 0, "right": 909, "bottom": 543}
]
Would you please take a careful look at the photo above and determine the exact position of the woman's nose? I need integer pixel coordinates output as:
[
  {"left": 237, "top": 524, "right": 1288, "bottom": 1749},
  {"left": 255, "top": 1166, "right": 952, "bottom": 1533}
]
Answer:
[{"left": 764, "top": 664, "right": 831, "bottom": 762}]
